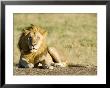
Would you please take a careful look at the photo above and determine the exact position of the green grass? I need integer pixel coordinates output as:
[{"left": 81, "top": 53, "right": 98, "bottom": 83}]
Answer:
[{"left": 14, "top": 13, "right": 97, "bottom": 66}]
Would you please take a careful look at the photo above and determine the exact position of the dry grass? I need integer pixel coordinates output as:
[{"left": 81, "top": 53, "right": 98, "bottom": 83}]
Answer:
[{"left": 13, "top": 13, "right": 97, "bottom": 67}]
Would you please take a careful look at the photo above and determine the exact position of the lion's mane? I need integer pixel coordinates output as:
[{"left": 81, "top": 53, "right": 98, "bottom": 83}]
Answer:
[{"left": 18, "top": 24, "right": 48, "bottom": 64}]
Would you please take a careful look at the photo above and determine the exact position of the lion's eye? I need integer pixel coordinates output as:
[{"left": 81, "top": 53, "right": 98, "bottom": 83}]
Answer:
[{"left": 28, "top": 37, "right": 32, "bottom": 40}]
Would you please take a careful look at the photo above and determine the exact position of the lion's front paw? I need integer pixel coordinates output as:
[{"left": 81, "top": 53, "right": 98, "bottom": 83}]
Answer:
[
  {"left": 48, "top": 66, "right": 54, "bottom": 69},
  {"left": 54, "top": 62, "right": 67, "bottom": 67},
  {"left": 43, "top": 65, "right": 54, "bottom": 69},
  {"left": 28, "top": 63, "right": 34, "bottom": 68}
]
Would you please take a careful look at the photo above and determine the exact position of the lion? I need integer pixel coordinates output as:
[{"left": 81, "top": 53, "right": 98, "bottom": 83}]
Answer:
[{"left": 18, "top": 24, "right": 67, "bottom": 69}]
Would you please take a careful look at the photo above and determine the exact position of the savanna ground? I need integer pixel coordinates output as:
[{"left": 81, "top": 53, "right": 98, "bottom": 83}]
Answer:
[{"left": 14, "top": 13, "right": 97, "bottom": 75}]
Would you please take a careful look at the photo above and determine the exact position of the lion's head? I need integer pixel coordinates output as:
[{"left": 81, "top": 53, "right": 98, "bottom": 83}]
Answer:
[{"left": 18, "top": 24, "right": 47, "bottom": 53}]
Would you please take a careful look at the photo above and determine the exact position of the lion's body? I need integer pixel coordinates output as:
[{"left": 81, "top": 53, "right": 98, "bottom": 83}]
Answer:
[{"left": 18, "top": 24, "right": 67, "bottom": 69}]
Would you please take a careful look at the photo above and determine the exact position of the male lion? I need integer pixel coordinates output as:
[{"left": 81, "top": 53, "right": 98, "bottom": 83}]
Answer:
[{"left": 18, "top": 24, "right": 67, "bottom": 69}]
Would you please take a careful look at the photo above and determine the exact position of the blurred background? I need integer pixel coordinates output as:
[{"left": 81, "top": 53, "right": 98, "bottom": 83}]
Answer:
[{"left": 14, "top": 13, "right": 97, "bottom": 67}]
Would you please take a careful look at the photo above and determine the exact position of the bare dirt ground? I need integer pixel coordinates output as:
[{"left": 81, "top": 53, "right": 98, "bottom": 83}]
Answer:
[{"left": 14, "top": 66, "right": 97, "bottom": 75}]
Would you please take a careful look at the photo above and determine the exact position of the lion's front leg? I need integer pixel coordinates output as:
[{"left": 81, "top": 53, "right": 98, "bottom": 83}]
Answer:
[
  {"left": 40, "top": 53, "right": 54, "bottom": 69},
  {"left": 18, "top": 57, "right": 34, "bottom": 68}
]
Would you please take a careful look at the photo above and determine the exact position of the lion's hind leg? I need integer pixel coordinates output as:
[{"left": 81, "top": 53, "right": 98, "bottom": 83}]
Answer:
[
  {"left": 48, "top": 47, "right": 67, "bottom": 67},
  {"left": 48, "top": 47, "right": 61, "bottom": 63}
]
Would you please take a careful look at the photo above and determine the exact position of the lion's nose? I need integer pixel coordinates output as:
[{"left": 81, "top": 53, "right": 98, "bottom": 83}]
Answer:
[
  {"left": 32, "top": 44, "right": 37, "bottom": 49},
  {"left": 32, "top": 47, "right": 35, "bottom": 49}
]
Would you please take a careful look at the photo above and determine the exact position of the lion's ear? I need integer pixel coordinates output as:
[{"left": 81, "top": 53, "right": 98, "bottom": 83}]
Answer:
[
  {"left": 23, "top": 29, "right": 30, "bottom": 36},
  {"left": 37, "top": 27, "right": 48, "bottom": 37},
  {"left": 42, "top": 30, "right": 48, "bottom": 37}
]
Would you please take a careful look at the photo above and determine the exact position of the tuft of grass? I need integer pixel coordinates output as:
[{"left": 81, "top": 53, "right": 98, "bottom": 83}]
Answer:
[{"left": 14, "top": 13, "right": 97, "bottom": 67}]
